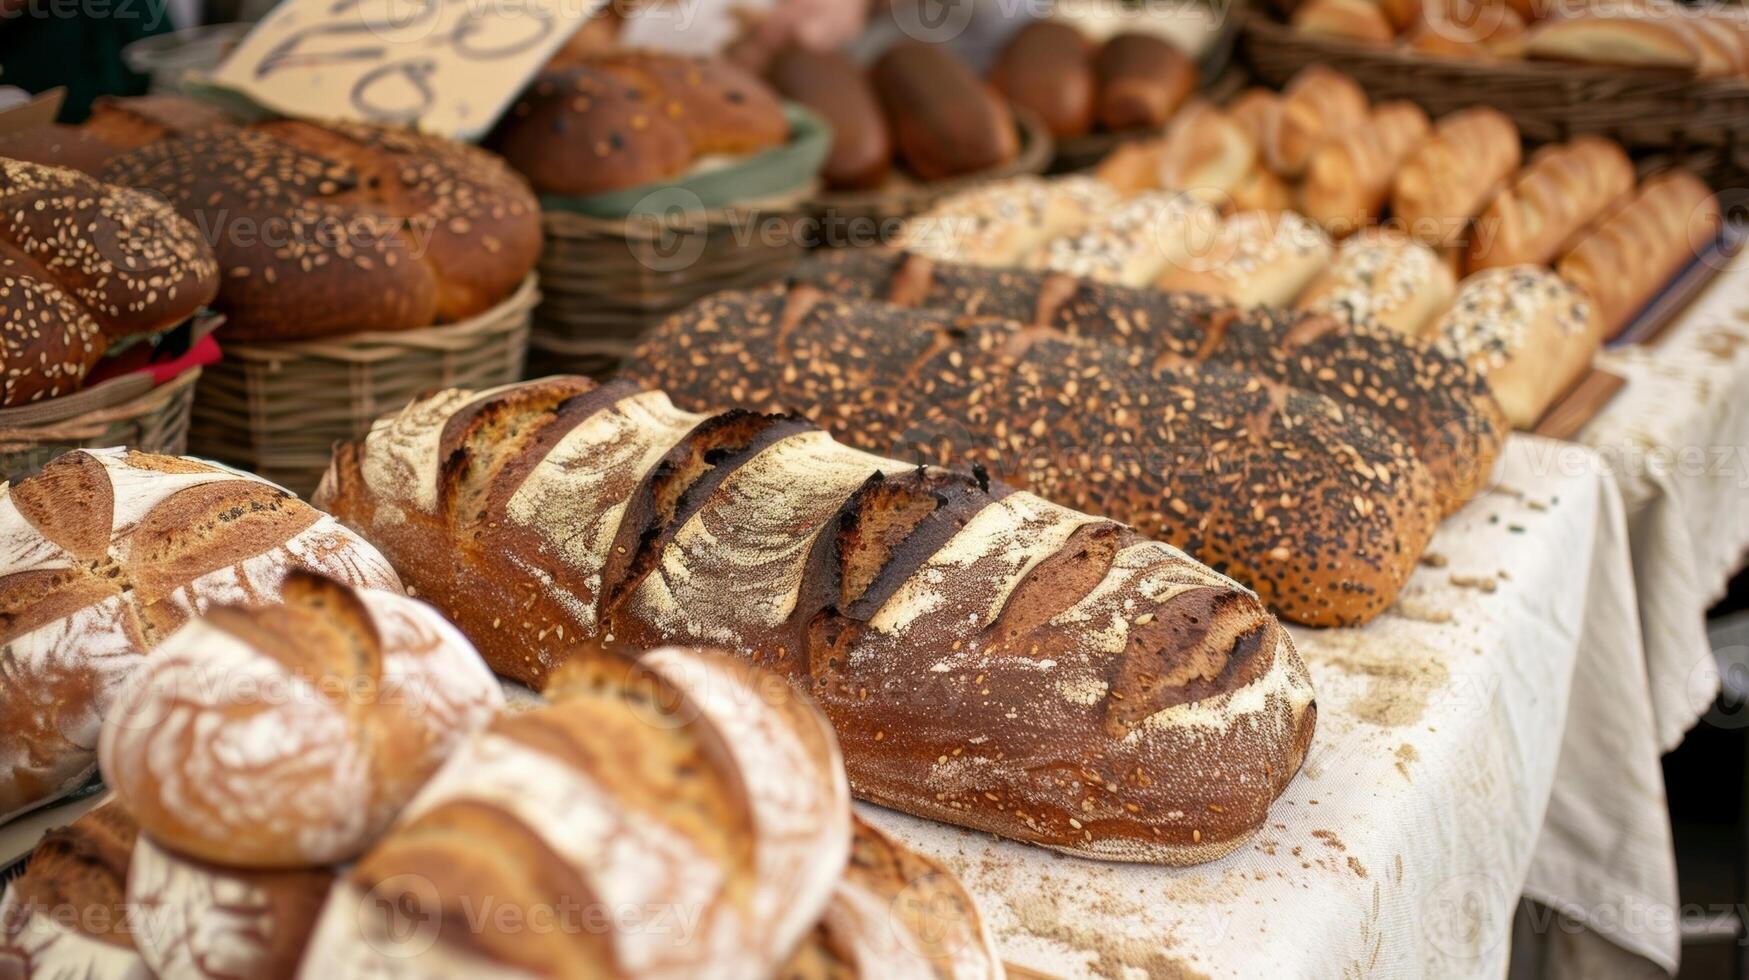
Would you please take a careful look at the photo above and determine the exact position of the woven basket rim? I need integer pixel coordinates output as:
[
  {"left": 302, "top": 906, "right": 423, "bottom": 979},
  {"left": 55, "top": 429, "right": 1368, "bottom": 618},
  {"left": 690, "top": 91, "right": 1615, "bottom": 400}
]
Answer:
[
  {"left": 804, "top": 106, "right": 1057, "bottom": 212},
  {"left": 0, "top": 367, "right": 199, "bottom": 446},
  {"left": 215, "top": 273, "right": 540, "bottom": 364},
  {"left": 542, "top": 184, "right": 819, "bottom": 238}
]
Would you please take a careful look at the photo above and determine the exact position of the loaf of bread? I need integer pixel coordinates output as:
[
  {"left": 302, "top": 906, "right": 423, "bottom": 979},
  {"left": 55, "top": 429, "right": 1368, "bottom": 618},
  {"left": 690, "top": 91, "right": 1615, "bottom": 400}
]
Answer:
[
  {"left": 1432, "top": 266, "right": 1600, "bottom": 428},
  {"left": 1291, "top": 0, "right": 1396, "bottom": 43},
  {"left": 1024, "top": 190, "right": 1220, "bottom": 285},
  {"left": 1557, "top": 169, "right": 1720, "bottom": 339},
  {"left": 1392, "top": 106, "right": 1522, "bottom": 247},
  {"left": 1407, "top": 0, "right": 1527, "bottom": 57},
  {"left": 626, "top": 286, "right": 1443, "bottom": 627},
  {"left": 99, "top": 573, "right": 503, "bottom": 868},
  {"left": 1296, "top": 230, "right": 1457, "bottom": 336},
  {"left": 0, "top": 802, "right": 145, "bottom": 979},
  {"left": 873, "top": 42, "right": 1019, "bottom": 181},
  {"left": 900, "top": 176, "right": 1118, "bottom": 267},
  {"left": 1093, "top": 33, "right": 1199, "bottom": 130},
  {"left": 495, "top": 53, "right": 790, "bottom": 196},
  {"left": 1266, "top": 65, "right": 1369, "bottom": 176},
  {"left": 780, "top": 817, "right": 1003, "bottom": 979},
  {"left": 1155, "top": 209, "right": 1334, "bottom": 306},
  {"left": 787, "top": 248, "right": 1506, "bottom": 518},
  {"left": 318, "top": 377, "right": 1317, "bottom": 858},
  {"left": 1153, "top": 101, "right": 1259, "bottom": 206},
  {"left": 0, "top": 126, "right": 124, "bottom": 175},
  {"left": 768, "top": 47, "right": 892, "bottom": 190},
  {"left": 0, "top": 158, "right": 219, "bottom": 406},
  {"left": 299, "top": 645, "right": 853, "bottom": 973},
  {"left": 105, "top": 120, "right": 542, "bottom": 342},
  {"left": 83, "top": 94, "right": 238, "bottom": 148},
  {"left": 990, "top": 20, "right": 1097, "bottom": 138},
  {"left": 1465, "top": 135, "right": 1634, "bottom": 271},
  {"left": 1524, "top": 11, "right": 1701, "bottom": 69},
  {"left": 127, "top": 833, "right": 332, "bottom": 980},
  {"left": 0, "top": 449, "right": 401, "bottom": 824},
  {"left": 1301, "top": 100, "right": 1431, "bottom": 235}
]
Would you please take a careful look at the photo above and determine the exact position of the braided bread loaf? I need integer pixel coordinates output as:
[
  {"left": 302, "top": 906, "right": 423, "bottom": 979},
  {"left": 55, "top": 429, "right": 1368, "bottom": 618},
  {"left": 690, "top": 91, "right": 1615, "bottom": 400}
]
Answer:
[
  {"left": 0, "top": 802, "right": 147, "bottom": 980},
  {"left": 299, "top": 646, "right": 853, "bottom": 977},
  {"left": 0, "top": 158, "right": 218, "bottom": 406},
  {"left": 316, "top": 378, "right": 1315, "bottom": 863},
  {"left": 0, "top": 449, "right": 401, "bottom": 824},
  {"left": 99, "top": 573, "right": 504, "bottom": 868}
]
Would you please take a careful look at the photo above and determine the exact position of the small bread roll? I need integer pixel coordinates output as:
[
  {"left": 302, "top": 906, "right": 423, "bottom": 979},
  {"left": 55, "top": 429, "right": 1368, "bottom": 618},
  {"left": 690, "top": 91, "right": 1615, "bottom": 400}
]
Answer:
[
  {"left": 1154, "top": 101, "right": 1259, "bottom": 206},
  {"left": 1094, "top": 33, "right": 1199, "bottom": 130},
  {"left": 1156, "top": 210, "right": 1334, "bottom": 306},
  {"left": 1432, "top": 266, "right": 1601, "bottom": 428},
  {"left": 990, "top": 20, "right": 1098, "bottom": 138},
  {"left": 1466, "top": 135, "right": 1634, "bottom": 271},
  {"left": 1558, "top": 170, "right": 1720, "bottom": 339},
  {"left": 1225, "top": 87, "right": 1282, "bottom": 149},
  {"left": 1392, "top": 106, "right": 1522, "bottom": 247},
  {"left": 1296, "top": 231, "right": 1458, "bottom": 337},
  {"left": 901, "top": 175, "right": 1120, "bottom": 266},
  {"left": 1026, "top": 191, "right": 1222, "bottom": 285},
  {"left": 1230, "top": 165, "right": 1296, "bottom": 215},
  {"left": 1300, "top": 101, "right": 1431, "bottom": 235},
  {"left": 1292, "top": 0, "right": 1397, "bottom": 43},
  {"left": 1267, "top": 65, "right": 1370, "bottom": 177}
]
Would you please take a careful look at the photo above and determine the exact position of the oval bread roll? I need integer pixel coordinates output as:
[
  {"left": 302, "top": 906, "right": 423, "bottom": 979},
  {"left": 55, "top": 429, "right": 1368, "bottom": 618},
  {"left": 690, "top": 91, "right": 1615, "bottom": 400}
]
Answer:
[
  {"left": 1300, "top": 100, "right": 1431, "bottom": 235},
  {"left": 1025, "top": 190, "right": 1221, "bottom": 286},
  {"left": 1432, "top": 266, "right": 1600, "bottom": 428},
  {"left": 1296, "top": 230, "right": 1457, "bottom": 337},
  {"left": 990, "top": 20, "right": 1097, "bottom": 138},
  {"left": 1093, "top": 33, "right": 1198, "bottom": 130},
  {"left": 873, "top": 42, "right": 1020, "bottom": 181},
  {"left": 1291, "top": 0, "right": 1396, "bottom": 43},
  {"left": 1523, "top": 11, "right": 1701, "bottom": 69},
  {"left": 768, "top": 47, "right": 893, "bottom": 190},
  {"left": 1156, "top": 209, "right": 1335, "bottom": 306},
  {"left": 1265, "top": 65, "right": 1369, "bottom": 177},
  {"left": 1557, "top": 169, "right": 1720, "bottom": 339},
  {"left": 99, "top": 573, "right": 503, "bottom": 868},
  {"left": 1392, "top": 106, "right": 1522, "bottom": 247},
  {"left": 1466, "top": 135, "right": 1634, "bottom": 271},
  {"left": 1153, "top": 101, "right": 1259, "bottom": 205}
]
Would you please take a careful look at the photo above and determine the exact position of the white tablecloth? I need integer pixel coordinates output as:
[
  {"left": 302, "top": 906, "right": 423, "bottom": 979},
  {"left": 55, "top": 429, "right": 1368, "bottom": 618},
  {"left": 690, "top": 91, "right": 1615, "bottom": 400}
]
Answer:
[
  {"left": 861, "top": 436, "right": 1681, "bottom": 977},
  {"left": 1581, "top": 252, "right": 1749, "bottom": 751}
]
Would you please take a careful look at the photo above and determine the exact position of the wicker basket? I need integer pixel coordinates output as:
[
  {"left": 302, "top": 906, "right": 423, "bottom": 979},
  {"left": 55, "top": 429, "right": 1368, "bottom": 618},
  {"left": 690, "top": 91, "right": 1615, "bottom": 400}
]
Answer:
[
  {"left": 0, "top": 368, "right": 200, "bottom": 483},
  {"left": 1241, "top": 12, "right": 1749, "bottom": 184},
  {"left": 803, "top": 108, "right": 1055, "bottom": 235},
  {"left": 189, "top": 274, "right": 538, "bottom": 497}
]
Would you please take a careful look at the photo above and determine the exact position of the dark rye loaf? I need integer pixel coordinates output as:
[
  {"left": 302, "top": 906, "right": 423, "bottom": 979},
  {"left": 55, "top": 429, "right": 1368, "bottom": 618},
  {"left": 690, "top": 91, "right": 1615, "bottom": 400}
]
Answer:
[
  {"left": 790, "top": 248, "right": 1507, "bottom": 515},
  {"left": 622, "top": 286, "right": 1439, "bottom": 627},
  {"left": 316, "top": 376, "right": 1317, "bottom": 864}
]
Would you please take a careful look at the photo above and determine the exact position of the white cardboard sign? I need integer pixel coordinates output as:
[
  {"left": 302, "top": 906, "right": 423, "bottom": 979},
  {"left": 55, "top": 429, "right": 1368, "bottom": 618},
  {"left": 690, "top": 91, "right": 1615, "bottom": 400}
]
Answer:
[{"left": 209, "top": 0, "right": 606, "bottom": 140}]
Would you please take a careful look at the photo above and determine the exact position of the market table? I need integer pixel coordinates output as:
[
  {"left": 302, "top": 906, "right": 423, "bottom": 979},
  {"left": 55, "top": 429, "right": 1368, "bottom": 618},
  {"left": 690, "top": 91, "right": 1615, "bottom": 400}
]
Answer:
[{"left": 860, "top": 436, "right": 1680, "bottom": 977}]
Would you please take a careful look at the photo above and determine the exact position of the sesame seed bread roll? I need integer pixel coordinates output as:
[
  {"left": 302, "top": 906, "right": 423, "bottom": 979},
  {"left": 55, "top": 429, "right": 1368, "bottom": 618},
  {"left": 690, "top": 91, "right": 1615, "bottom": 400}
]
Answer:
[
  {"left": 1432, "top": 266, "right": 1602, "bottom": 429},
  {"left": 1392, "top": 107, "right": 1523, "bottom": 248},
  {"left": 1296, "top": 230, "right": 1457, "bottom": 338},
  {"left": 99, "top": 573, "right": 503, "bottom": 869},
  {"left": 0, "top": 158, "right": 219, "bottom": 406},
  {"left": 298, "top": 646, "right": 851, "bottom": 977},
  {"left": 779, "top": 817, "right": 1003, "bottom": 980},
  {"left": 0, "top": 802, "right": 148, "bottom": 980},
  {"left": 102, "top": 121, "right": 541, "bottom": 342},
  {"left": 1154, "top": 210, "right": 1334, "bottom": 307},
  {"left": 900, "top": 176, "right": 1120, "bottom": 268},
  {"left": 1023, "top": 190, "right": 1220, "bottom": 286},
  {"left": 0, "top": 449, "right": 402, "bottom": 824},
  {"left": 316, "top": 377, "right": 1315, "bottom": 862},
  {"left": 127, "top": 833, "right": 333, "bottom": 980}
]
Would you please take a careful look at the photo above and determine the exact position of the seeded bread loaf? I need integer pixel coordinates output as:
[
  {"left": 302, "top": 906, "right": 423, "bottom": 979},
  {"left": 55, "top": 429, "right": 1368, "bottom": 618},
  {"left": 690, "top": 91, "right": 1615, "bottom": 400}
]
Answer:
[
  {"left": 0, "top": 158, "right": 219, "bottom": 406},
  {"left": 316, "top": 378, "right": 1316, "bottom": 861},
  {"left": 1432, "top": 266, "right": 1602, "bottom": 428},
  {"left": 1295, "top": 230, "right": 1457, "bottom": 337},
  {"left": 788, "top": 249, "right": 1506, "bottom": 518},
  {"left": 299, "top": 645, "right": 853, "bottom": 975},
  {"left": 99, "top": 573, "right": 503, "bottom": 869},
  {"left": 103, "top": 120, "right": 541, "bottom": 342},
  {"left": 899, "top": 176, "right": 1119, "bottom": 268},
  {"left": 0, "top": 449, "right": 402, "bottom": 823},
  {"left": 0, "top": 802, "right": 146, "bottom": 980}
]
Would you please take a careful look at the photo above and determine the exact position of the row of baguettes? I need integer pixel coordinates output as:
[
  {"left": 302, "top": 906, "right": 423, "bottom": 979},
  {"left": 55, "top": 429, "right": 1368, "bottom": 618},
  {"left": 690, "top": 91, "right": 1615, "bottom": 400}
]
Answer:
[{"left": 619, "top": 251, "right": 1508, "bottom": 627}]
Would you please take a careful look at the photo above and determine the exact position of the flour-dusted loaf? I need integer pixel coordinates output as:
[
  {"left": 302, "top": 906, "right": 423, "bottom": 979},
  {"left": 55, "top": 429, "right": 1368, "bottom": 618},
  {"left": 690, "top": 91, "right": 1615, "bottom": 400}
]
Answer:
[
  {"left": 317, "top": 378, "right": 1316, "bottom": 860},
  {"left": 0, "top": 802, "right": 147, "bottom": 980},
  {"left": 780, "top": 817, "right": 1004, "bottom": 980},
  {"left": 99, "top": 573, "right": 502, "bottom": 868},
  {"left": 0, "top": 158, "right": 219, "bottom": 406},
  {"left": 104, "top": 120, "right": 541, "bottom": 341},
  {"left": 1433, "top": 265, "right": 1602, "bottom": 428},
  {"left": 0, "top": 449, "right": 402, "bottom": 824},
  {"left": 128, "top": 833, "right": 332, "bottom": 980},
  {"left": 299, "top": 645, "right": 852, "bottom": 976}
]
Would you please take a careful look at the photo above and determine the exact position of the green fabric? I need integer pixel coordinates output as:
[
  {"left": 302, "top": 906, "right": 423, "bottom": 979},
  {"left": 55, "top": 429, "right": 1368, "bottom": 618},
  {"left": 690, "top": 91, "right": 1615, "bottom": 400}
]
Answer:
[{"left": 0, "top": 0, "right": 173, "bottom": 121}]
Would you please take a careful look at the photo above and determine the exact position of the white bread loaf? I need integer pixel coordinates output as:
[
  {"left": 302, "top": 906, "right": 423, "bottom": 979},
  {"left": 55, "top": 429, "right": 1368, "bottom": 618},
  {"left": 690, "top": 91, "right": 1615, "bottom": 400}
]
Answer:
[
  {"left": 0, "top": 802, "right": 149, "bottom": 980},
  {"left": 1024, "top": 190, "right": 1221, "bottom": 286},
  {"left": 1431, "top": 265, "right": 1601, "bottom": 428},
  {"left": 1391, "top": 106, "right": 1522, "bottom": 247},
  {"left": 899, "top": 176, "right": 1119, "bottom": 267},
  {"left": 297, "top": 646, "right": 852, "bottom": 978},
  {"left": 1265, "top": 65, "right": 1370, "bottom": 177},
  {"left": 0, "top": 450, "right": 402, "bottom": 824},
  {"left": 1466, "top": 135, "right": 1634, "bottom": 271},
  {"left": 1300, "top": 100, "right": 1432, "bottom": 236},
  {"left": 1557, "top": 169, "right": 1720, "bottom": 339},
  {"left": 98, "top": 573, "right": 502, "bottom": 869},
  {"left": 1295, "top": 230, "right": 1457, "bottom": 338},
  {"left": 127, "top": 833, "right": 332, "bottom": 980},
  {"left": 1155, "top": 210, "right": 1334, "bottom": 306}
]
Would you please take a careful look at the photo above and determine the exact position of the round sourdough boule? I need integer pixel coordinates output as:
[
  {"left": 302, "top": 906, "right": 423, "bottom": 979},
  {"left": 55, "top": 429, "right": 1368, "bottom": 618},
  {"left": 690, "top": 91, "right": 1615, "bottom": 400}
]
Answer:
[
  {"left": 0, "top": 448, "right": 402, "bottom": 824},
  {"left": 0, "top": 801, "right": 147, "bottom": 980},
  {"left": 0, "top": 158, "right": 219, "bottom": 406},
  {"left": 98, "top": 573, "right": 503, "bottom": 869},
  {"left": 101, "top": 120, "right": 541, "bottom": 342}
]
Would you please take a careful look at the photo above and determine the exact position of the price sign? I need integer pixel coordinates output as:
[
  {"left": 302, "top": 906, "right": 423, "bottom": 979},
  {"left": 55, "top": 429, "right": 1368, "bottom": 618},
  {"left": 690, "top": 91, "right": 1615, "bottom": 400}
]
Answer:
[{"left": 209, "top": 0, "right": 605, "bottom": 140}]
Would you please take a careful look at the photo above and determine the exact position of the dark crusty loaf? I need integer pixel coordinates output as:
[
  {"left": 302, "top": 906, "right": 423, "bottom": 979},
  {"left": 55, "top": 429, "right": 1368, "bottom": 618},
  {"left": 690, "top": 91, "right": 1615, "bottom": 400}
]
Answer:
[
  {"left": 0, "top": 126, "right": 123, "bottom": 175},
  {"left": 767, "top": 47, "right": 893, "bottom": 190},
  {"left": 316, "top": 377, "right": 1316, "bottom": 864},
  {"left": 0, "top": 802, "right": 143, "bottom": 977},
  {"left": 990, "top": 20, "right": 1098, "bottom": 139},
  {"left": 492, "top": 53, "right": 789, "bottom": 196},
  {"left": 0, "top": 449, "right": 401, "bottom": 824},
  {"left": 103, "top": 121, "right": 541, "bottom": 342},
  {"left": 83, "top": 94, "right": 238, "bottom": 148},
  {"left": 872, "top": 42, "right": 1020, "bottom": 181},
  {"left": 1094, "top": 33, "right": 1198, "bottom": 131},
  {"left": 0, "top": 158, "right": 219, "bottom": 406},
  {"left": 791, "top": 248, "right": 1506, "bottom": 515}
]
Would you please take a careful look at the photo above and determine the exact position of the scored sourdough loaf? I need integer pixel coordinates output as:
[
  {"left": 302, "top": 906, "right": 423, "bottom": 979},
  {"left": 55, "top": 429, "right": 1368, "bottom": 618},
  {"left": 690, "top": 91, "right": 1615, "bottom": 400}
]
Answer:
[
  {"left": 98, "top": 572, "right": 504, "bottom": 869},
  {"left": 789, "top": 248, "right": 1505, "bottom": 518},
  {"left": 0, "top": 801, "right": 147, "bottom": 980},
  {"left": 299, "top": 646, "right": 852, "bottom": 976},
  {"left": 316, "top": 378, "right": 1316, "bottom": 861},
  {"left": 0, "top": 449, "right": 402, "bottom": 824}
]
